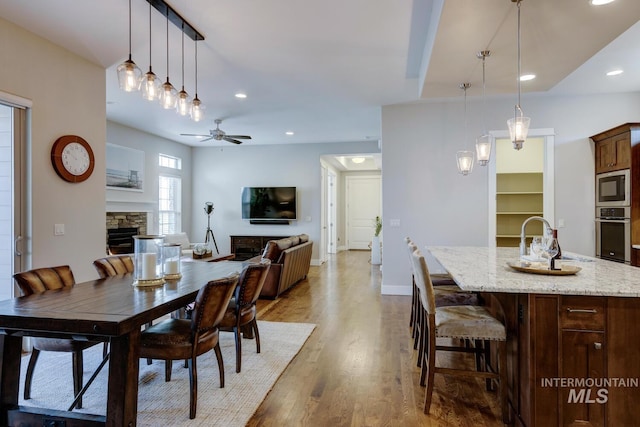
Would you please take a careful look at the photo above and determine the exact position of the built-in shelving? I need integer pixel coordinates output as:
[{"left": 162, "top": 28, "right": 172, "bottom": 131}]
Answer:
[{"left": 496, "top": 172, "right": 543, "bottom": 247}]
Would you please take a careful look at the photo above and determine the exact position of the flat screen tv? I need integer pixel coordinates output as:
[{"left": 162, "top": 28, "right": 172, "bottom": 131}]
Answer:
[{"left": 241, "top": 187, "right": 297, "bottom": 221}]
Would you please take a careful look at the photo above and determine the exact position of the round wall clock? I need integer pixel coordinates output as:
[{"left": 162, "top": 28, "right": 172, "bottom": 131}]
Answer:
[{"left": 51, "top": 135, "right": 95, "bottom": 183}]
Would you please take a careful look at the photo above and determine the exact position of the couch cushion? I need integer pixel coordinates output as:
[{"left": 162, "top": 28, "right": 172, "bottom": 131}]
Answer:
[
  {"left": 289, "top": 235, "right": 300, "bottom": 246},
  {"left": 164, "top": 232, "right": 191, "bottom": 250},
  {"left": 298, "top": 234, "right": 309, "bottom": 243}
]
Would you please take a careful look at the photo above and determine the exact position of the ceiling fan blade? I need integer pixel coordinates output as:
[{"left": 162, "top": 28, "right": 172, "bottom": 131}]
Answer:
[
  {"left": 200, "top": 136, "right": 215, "bottom": 142},
  {"left": 225, "top": 134, "right": 251, "bottom": 139},
  {"left": 180, "top": 133, "right": 212, "bottom": 137},
  {"left": 223, "top": 137, "right": 243, "bottom": 145}
]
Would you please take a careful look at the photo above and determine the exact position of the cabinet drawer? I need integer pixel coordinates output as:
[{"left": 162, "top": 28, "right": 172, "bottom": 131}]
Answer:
[{"left": 560, "top": 296, "right": 606, "bottom": 330}]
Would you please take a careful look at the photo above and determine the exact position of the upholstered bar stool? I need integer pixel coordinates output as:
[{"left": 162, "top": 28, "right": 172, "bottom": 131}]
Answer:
[
  {"left": 411, "top": 249, "right": 509, "bottom": 424},
  {"left": 405, "top": 237, "right": 478, "bottom": 353}
]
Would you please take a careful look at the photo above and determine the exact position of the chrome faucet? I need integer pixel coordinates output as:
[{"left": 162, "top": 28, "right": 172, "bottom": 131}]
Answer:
[{"left": 520, "top": 216, "right": 552, "bottom": 257}]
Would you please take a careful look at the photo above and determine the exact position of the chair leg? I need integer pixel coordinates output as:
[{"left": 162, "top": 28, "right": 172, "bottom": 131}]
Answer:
[
  {"left": 213, "top": 342, "right": 225, "bottom": 388},
  {"left": 423, "top": 328, "right": 437, "bottom": 414},
  {"left": 72, "top": 350, "right": 84, "bottom": 409},
  {"left": 410, "top": 281, "right": 416, "bottom": 328},
  {"left": 188, "top": 356, "right": 198, "bottom": 420},
  {"left": 23, "top": 348, "right": 40, "bottom": 400},
  {"left": 234, "top": 326, "right": 242, "bottom": 373},
  {"left": 416, "top": 308, "right": 425, "bottom": 368},
  {"left": 253, "top": 319, "right": 261, "bottom": 354},
  {"left": 414, "top": 305, "right": 421, "bottom": 352},
  {"left": 165, "top": 360, "right": 173, "bottom": 382}
]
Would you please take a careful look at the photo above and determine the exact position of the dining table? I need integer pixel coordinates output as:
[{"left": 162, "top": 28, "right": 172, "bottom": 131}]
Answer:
[
  {"left": 425, "top": 246, "right": 640, "bottom": 427},
  {"left": 0, "top": 259, "right": 245, "bottom": 427}
]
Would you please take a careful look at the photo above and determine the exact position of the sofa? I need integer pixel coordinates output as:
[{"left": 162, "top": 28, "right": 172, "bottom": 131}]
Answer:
[
  {"left": 249, "top": 234, "right": 313, "bottom": 299},
  {"left": 164, "top": 232, "right": 193, "bottom": 256}
]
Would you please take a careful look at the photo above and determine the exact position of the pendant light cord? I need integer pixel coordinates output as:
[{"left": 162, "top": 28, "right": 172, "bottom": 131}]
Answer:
[
  {"left": 181, "top": 25, "right": 185, "bottom": 89},
  {"left": 148, "top": 1, "right": 152, "bottom": 71},
  {"left": 516, "top": 0, "right": 522, "bottom": 116},
  {"left": 166, "top": 12, "right": 170, "bottom": 82},
  {"left": 127, "top": 0, "right": 132, "bottom": 61},
  {"left": 194, "top": 39, "right": 198, "bottom": 97}
]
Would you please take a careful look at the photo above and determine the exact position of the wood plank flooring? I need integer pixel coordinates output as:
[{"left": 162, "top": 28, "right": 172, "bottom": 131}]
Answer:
[{"left": 249, "top": 250, "right": 504, "bottom": 426}]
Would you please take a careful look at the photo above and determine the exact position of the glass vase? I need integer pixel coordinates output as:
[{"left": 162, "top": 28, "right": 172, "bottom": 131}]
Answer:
[{"left": 133, "top": 235, "right": 165, "bottom": 287}]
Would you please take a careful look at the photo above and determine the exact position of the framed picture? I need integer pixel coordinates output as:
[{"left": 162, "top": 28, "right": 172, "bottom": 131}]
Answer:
[{"left": 106, "top": 143, "right": 144, "bottom": 191}]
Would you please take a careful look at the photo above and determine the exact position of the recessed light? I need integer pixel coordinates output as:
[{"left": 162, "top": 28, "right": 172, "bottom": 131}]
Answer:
[
  {"left": 235, "top": 93, "right": 247, "bottom": 99},
  {"left": 351, "top": 157, "right": 365, "bottom": 164},
  {"left": 606, "top": 69, "right": 624, "bottom": 76},
  {"left": 285, "top": 131, "right": 294, "bottom": 136},
  {"left": 591, "top": 0, "right": 615, "bottom": 5},
  {"left": 519, "top": 74, "right": 536, "bottom": 81}
]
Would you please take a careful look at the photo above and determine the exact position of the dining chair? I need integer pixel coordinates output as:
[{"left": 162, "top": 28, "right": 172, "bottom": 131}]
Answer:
[
  {"left": 139, "top": 274, "right": 238, "bottom": 419},
  {"left": 219, "top": 259, "right": 271, "bottom": 373},
  {"left": 410, "top": 248, "right": 509, "bottom": 423},
  {"left": 92, "top": 254, "right": 135, "bottom": 278},
  {"left": 13, "top": 265, "right": 103, "bottom": 409}
]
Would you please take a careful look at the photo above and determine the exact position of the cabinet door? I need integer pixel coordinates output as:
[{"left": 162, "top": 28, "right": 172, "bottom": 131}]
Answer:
[
  {"left": 560, "top": 330, "right": 606, "bottom": 427},
  {"left": 595, "top": 134, "right": 630, "bottom": 173}
]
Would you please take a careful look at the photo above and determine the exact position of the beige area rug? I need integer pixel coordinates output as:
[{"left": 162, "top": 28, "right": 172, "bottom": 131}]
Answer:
[{"left": 18, "top": 321, "right": 316, "bottom": 426}]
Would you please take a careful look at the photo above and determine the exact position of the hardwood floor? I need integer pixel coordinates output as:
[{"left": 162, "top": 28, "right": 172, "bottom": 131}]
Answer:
[{"left": 248, "top": 250, "right": 504, "bottom": 426}]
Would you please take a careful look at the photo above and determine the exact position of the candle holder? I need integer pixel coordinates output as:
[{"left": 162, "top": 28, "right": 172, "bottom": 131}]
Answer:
[
  {"left": 133, "top": 235, "right": 165, "bottom": 287},
  {"left": 162, "top": 243, "right": 182, "bottom": 280}
]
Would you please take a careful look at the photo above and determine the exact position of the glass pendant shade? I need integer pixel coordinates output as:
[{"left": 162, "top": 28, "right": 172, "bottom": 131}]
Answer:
[
  {"left": 456, "top": 150, "right": 474, "bottom": 175},
  {"left": 117, "top": 58, "right": 142, "bottom": 92},
  {"left": 160, "top": 79, "right": 178, "bottom": 109},
  {"left": 176, "top": 89, "right": 191, "bottom": 116},
  {"left": 117, "top": 0, "right": 141, "bottom": 92},
  {"left": 140, "top": 69, "right": 161, "bottom": 100},
  {"left": 507, "top": 110, "right": 530, "bottom": 150},
  {"left": 190, "top": 96, "right": 204, "bottom": 122},
  {"left": 476, "top": 134, "right": 493, "bottom": 165}
]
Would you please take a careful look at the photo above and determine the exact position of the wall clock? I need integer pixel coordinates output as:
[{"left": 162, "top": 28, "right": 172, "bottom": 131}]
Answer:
[{"left": 51, "top": 135, "right": 95, "bottom": 183}]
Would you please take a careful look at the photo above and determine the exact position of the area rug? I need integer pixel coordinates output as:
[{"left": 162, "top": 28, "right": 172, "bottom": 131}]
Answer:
[{"left": 18, "top": 321, "right": 316, "bottom": 426}]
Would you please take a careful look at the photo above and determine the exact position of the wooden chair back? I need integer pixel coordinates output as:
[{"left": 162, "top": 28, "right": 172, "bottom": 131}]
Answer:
[
  {"left": 93, "top": 255, "right": 134, "bottom": 278},
  {"left": 13, "top": 265, "right": 75, "bottom": 296}
]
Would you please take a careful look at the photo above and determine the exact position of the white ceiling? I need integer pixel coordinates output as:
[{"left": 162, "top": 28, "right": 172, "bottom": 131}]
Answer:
[{"left": 1, "top": 0, "right": 639, "bottom": 159}]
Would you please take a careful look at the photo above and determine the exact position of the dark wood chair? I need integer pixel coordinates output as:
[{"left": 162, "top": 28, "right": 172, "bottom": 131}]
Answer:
[
  {"left": 92, "top": 254, "right": 134, "bottom": 278},
  {"left": 13, "top": 265, "right": 102, "bottom": 409},
  {"left": 139, "top": 274, "right": 238, "bottom": 419},
  {"left": 219, "top": 259, "right": 271, "bottom": 373}
]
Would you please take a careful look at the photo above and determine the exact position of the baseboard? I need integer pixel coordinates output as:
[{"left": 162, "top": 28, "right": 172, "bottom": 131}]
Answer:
[
  {"left": 310, "top": 258, "right": 322, "bottom": 266},
  {"left": 381, "top": 284, "right": 412, "bottom": 296}
]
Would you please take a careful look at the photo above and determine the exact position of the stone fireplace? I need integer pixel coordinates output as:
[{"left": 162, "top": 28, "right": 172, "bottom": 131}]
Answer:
[{"left": 105, "top": 212, "right": 148, "bottom": 254}]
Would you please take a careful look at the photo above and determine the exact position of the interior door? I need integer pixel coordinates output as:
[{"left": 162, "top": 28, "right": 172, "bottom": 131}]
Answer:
[
  {"left": 346, "top": 175, "right": 381, "bottom": 250},
  {"left": 0, "top": 102, "right": 26, "bottom": 301}
]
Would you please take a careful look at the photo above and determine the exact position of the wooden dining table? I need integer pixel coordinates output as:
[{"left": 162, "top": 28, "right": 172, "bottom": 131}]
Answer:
[{"left": 0, "top": 259, "right": 245, "bottom": 427}]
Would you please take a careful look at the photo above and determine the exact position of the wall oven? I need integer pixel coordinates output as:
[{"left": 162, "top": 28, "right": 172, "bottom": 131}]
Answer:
[
  {"left": 596, "top": 169, "right": 630, "bottom": 207},
  {"left": 595, "top": 206, "right": 630, "bottom": 264}
]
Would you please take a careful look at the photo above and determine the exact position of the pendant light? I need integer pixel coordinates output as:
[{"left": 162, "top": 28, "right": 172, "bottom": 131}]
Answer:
[
  {"left": 116, "top": 0, "right": 142, "bottom": 92},
  {"left": 190, "top": 39, "right": 205, "bottom": 122},
  {"left": 140, "top": 0, "right": 161, "bottom": 101},
  {"left": 456, "top": 83, "right": 474, "bottom": 176},
  {"left": 160, "top": 11, "right": 178, "bottom": 109},
  {"left": 176, "top": 26, "right": 191, "bottom": 116},
  {"left": 507, "top": 0, "right": 530, "bottom": 150},
  {"left": 476, "top": 50, "right": 492, "bottom": 165}
]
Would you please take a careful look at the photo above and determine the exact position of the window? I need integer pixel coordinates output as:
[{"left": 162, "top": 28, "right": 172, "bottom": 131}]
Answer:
[
  {"left": 158, "top": 174, "right": 181, "bottom": 235},
  {"left": 159, "top": 153, "right": 181, "bottom": 170}
]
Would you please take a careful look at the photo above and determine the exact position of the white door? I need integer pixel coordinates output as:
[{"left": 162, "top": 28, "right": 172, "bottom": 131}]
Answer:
[
  {"left": 0, "top": 102, "right": 26, "bottom": 300},
  {"left": 327, "top": 170, "right": 337, "bottom": 254},
  {"left": 319, "top": 165, "right": 327, "bottom": 264},
  {"left": 346, "top": 175, "right": 381, "bottom": 250}
]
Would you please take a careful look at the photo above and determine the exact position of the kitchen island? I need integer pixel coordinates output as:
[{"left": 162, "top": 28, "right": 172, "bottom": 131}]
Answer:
[{"left": 426, "top": 246, "right": 640, "bottom": 427}]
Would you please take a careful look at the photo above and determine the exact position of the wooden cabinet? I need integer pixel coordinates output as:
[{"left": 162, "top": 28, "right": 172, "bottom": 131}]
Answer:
[
  {"left": 559, "top": 297, "right": 606, "bottom": 427},
  {"left": 594, "top": 133, "right": 630, "bottom": 174},
  {"left": 488, "top": 293, "right": 640, "bottom": 427},
  {"left": 230, "top": 235, "right": 286, "bottom": 260}
]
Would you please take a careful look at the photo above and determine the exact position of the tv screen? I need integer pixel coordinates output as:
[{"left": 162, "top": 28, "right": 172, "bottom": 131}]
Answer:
[{"left": 241, "top": 187, "right": 297, "bottom": 220}]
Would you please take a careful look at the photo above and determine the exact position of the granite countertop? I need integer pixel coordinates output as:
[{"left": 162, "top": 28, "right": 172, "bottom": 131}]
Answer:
[{"left": 426, "top": 246, "right": 640, "bottom": 297}]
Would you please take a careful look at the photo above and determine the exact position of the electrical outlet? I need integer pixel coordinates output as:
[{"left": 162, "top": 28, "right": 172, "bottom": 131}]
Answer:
[
  {"left": 390, "top": 219, "right": 401, "bottom": 227},
  {"left": 558, "top": 219, "right": 565, "bottom": 228},
  {"left": 54, "top": 224, "right": 65, "bottom": 236}
]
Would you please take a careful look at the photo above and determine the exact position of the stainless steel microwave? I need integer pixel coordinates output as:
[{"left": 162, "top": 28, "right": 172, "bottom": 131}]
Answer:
[{"left": 596, "top": 169, "right": 630, "bottom": 207}]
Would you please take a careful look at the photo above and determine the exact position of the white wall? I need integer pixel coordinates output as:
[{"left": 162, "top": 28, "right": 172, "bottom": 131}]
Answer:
[
  {"left": 0, "top": 17, "right": 106, "bottom": 282},
  {"left": 106, "top": 121, "right": 193, "bottom": 234},
  {"left": 381, "top": 91, "right": 640, "bottom": 295},
  {"left": 191, "top": 141, "right": 379, "bottom": 263}
]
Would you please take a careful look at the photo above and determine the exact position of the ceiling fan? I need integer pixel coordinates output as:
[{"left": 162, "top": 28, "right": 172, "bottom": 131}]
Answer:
[{"left": 181, "top": 119, "right": 252, "bottom": 144}]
